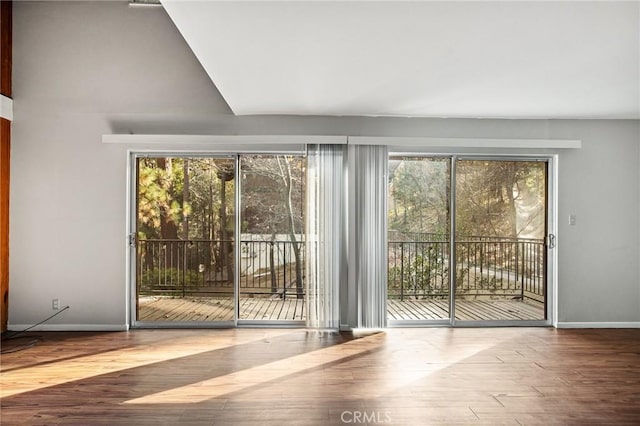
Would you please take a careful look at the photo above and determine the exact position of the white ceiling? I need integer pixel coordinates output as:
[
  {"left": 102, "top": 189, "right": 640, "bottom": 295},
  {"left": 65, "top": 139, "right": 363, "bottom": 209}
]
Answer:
[{"left": 162, "top": 1, "right": 640, "bottom": 119}]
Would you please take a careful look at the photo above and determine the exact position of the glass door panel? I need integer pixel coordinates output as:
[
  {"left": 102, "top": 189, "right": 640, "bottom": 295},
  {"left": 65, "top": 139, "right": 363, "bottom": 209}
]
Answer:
[
  {"left": 135, "top": 156, "right": 236, "bottom": 324},
  {"left": 239, "top": 155, "right": 306, "bottom": 322},
  {"left": 454, "top": 160, "right": 547, "bottom": 321},
  {"left": 387, "top": 157, "right": 451, "bottom": 321}
]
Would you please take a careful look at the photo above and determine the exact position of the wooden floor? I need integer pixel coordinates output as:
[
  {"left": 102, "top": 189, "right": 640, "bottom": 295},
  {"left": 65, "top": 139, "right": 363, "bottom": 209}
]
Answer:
[
  {"left": 139, "top": 296, "right": 543, "bottom": 322},
  {"left": 2, "top": 328, "right": 639, "bottom": 425}
]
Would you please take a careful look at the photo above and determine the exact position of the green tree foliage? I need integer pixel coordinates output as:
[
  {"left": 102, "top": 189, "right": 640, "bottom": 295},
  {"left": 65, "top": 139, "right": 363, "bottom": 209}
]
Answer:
[
  {"left": 136, "top": 155, "right": 306, "bottom": 297},
  {"left": 240, "top": 155, "right": 305, "bottom": 236},
  {"left": 388, "top": 157, "right": 450, "bottom": 237},
  {"left": 137, "top": 157, "right": 185, "bottom": 240},
  {"left": 456, "top": 161, "right": 545, "bottom": 238},
  {"left": 137, "top": 157, "right": 235, "bottom": 282},
  {"left": 387, "top": 158, "right": 546, "bottom": 299},
  {"left": 240, "top": 155, "right": 306, "bottom": 298},
  {"left": 137, "top": 157, "right": 234, "bottom": 241},
  {"left": 388, "top": 158, "right": 545, "bottom": 240}
]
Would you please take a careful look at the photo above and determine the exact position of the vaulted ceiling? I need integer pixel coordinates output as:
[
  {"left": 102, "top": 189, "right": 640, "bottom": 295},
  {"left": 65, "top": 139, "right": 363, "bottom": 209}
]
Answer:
[{"left": 161, "top": 0, "right": 640, "bottom": 119}]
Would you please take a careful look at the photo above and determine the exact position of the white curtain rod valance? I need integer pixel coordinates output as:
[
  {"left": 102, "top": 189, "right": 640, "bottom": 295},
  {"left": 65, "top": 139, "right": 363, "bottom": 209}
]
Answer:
[
  {"left": 102, "top": 134, "right": 348, "bottom": 145},
  {"left": 348, "top": 136, "right": 581, "bottom": 149},
  {"left": 102, "top": 134, "right": 581, "bottom": 150}
]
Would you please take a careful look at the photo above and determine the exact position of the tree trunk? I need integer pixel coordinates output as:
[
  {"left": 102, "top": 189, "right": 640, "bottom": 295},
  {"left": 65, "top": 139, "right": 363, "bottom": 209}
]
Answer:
[
  {"left": 219, "top": 173, "right": 228, "bottom": 282},
  {"left": 279, "top": 157, "right": 304, "bottom": 299},
  {"left": 502, "top": 163, "right": 518, "bottom": 238},
  {"left": 217, "top": 167, "right": 235, "bottom": 285},
  {"left": 156, "top": 158, "right": 180, "bottom": 270},
  {"left": 182, "top": 159, "right": 189, "bottom": 240}
]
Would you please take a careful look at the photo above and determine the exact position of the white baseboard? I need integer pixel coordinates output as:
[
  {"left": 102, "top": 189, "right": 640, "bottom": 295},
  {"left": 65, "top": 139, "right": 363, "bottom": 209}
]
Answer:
[
  {"left": 7, "top": 324, "right": 130, "bottom": 332},
  {"left": 556, "top": 322, "right": 640, "bottom": 329}
]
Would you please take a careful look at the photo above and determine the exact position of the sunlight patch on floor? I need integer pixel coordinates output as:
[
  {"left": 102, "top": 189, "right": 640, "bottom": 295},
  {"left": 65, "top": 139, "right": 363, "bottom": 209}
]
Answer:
[
  {"left": 123, "top": 330, "right": 501, "bottom": 404},
  {"left": 123, "top": 332, "right": 387, "bottom": 404},
  {"left": 0, "top": 330, "right": 296, "bottom": 398}
]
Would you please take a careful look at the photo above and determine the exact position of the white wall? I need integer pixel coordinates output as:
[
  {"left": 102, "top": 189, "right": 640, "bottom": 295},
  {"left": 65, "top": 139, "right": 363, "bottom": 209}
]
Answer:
[
  {"left": 551, "top": 120, "right": 640, "bottom": 324},
  {"left": 9, "top": 1, "right": 639, "bottom": 329}
]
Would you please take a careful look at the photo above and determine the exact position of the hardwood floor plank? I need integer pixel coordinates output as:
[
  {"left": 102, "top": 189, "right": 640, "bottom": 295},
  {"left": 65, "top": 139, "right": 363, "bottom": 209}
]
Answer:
[{"left": 1, "top": 328, "right": 639, "bottom": 425}]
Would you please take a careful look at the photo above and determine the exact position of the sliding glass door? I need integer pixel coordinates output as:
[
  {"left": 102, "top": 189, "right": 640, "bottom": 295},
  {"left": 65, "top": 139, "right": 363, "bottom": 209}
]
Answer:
[
  {"left": 454, "top": 159, "right": 547, "bottom": 322},
  {"left": 131, "top": 154, "right": 307, "bottom": 326},
  {"left": 239, "top": 155, "right": 306, "bottom": 323},
  {"left": 387, "top": 156, "right": 549, "bottom": 325},
  {"left": 134, "top": 156, "right": 236, "bottom": 325},
  {"left": 387, "top": 157, "right": 451, "bottom": 322}
]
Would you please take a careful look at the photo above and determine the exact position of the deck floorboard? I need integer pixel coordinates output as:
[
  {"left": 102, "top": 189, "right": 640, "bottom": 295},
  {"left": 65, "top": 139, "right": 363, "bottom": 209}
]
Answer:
[{"left": 139, "top": 296, "right": 544, "bottom": 322}]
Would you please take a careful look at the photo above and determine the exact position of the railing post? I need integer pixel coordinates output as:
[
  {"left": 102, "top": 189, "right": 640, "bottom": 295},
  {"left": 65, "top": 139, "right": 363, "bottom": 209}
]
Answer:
[
  {"left": 269, "top": 241, "right": 277, "bottom": 295},
  {"left": 400, "top": 242, "right": 404, "bottom": 302},
  {"left": 515, "top": 239, "right": 520, "bottom": 285},
  {"left": 521, "top": 241, "right": 526, "bottom": 298},
  {"left": 182, "top": 241, "right": 186, "bottom": 298},
  {"left": 137, "top": 240, "right": 142, "bottom": 295},
  {"left": 479, "top": 240, "right": 484, "bottom": 274},
  {"left": 282, "top": 241, "right": 287, "bottom": 300},
  {"left": 519, "top": 241, "right": 525, "bottom": 301}
]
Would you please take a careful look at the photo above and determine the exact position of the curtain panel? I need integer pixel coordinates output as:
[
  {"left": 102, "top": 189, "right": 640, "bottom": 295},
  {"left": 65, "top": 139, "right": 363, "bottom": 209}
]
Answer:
[
  {"left": 348, "top": 144, "right": 388, "bottom": 329},
  {"left": 305, "top": 144, "right": 346, "bottom": 329}
]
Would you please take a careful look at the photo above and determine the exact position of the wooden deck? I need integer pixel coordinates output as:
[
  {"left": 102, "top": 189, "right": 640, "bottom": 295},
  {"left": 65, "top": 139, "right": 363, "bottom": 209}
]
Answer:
[
  {"left": 138, "top": 296, "right": 306, "bottom": 322},
  {"left": 139, "top": 296, "right": 543, "bottom": 323},
  {"left": 388, "top": 298, "right": 544, "bottom": 321}
]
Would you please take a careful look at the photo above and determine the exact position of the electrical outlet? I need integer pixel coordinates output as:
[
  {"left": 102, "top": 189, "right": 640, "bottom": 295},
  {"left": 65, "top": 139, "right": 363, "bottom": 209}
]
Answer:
[{"left": 52, "top": 298, "right": 60, "bottom": 310}]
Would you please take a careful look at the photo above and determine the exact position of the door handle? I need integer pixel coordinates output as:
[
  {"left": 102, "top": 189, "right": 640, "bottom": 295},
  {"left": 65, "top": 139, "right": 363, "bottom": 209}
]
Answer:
[{"left": 547, "top": 233, "right": 556, "bottom": 249}]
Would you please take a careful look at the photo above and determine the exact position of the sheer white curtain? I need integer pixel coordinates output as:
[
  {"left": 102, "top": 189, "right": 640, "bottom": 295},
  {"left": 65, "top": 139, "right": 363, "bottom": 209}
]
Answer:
[
  {"left": 348, "top": 144, "right": 388, "bottom": 328},
  {"left": 305, "top": 145, "right": 346, "bottom": 329}
]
